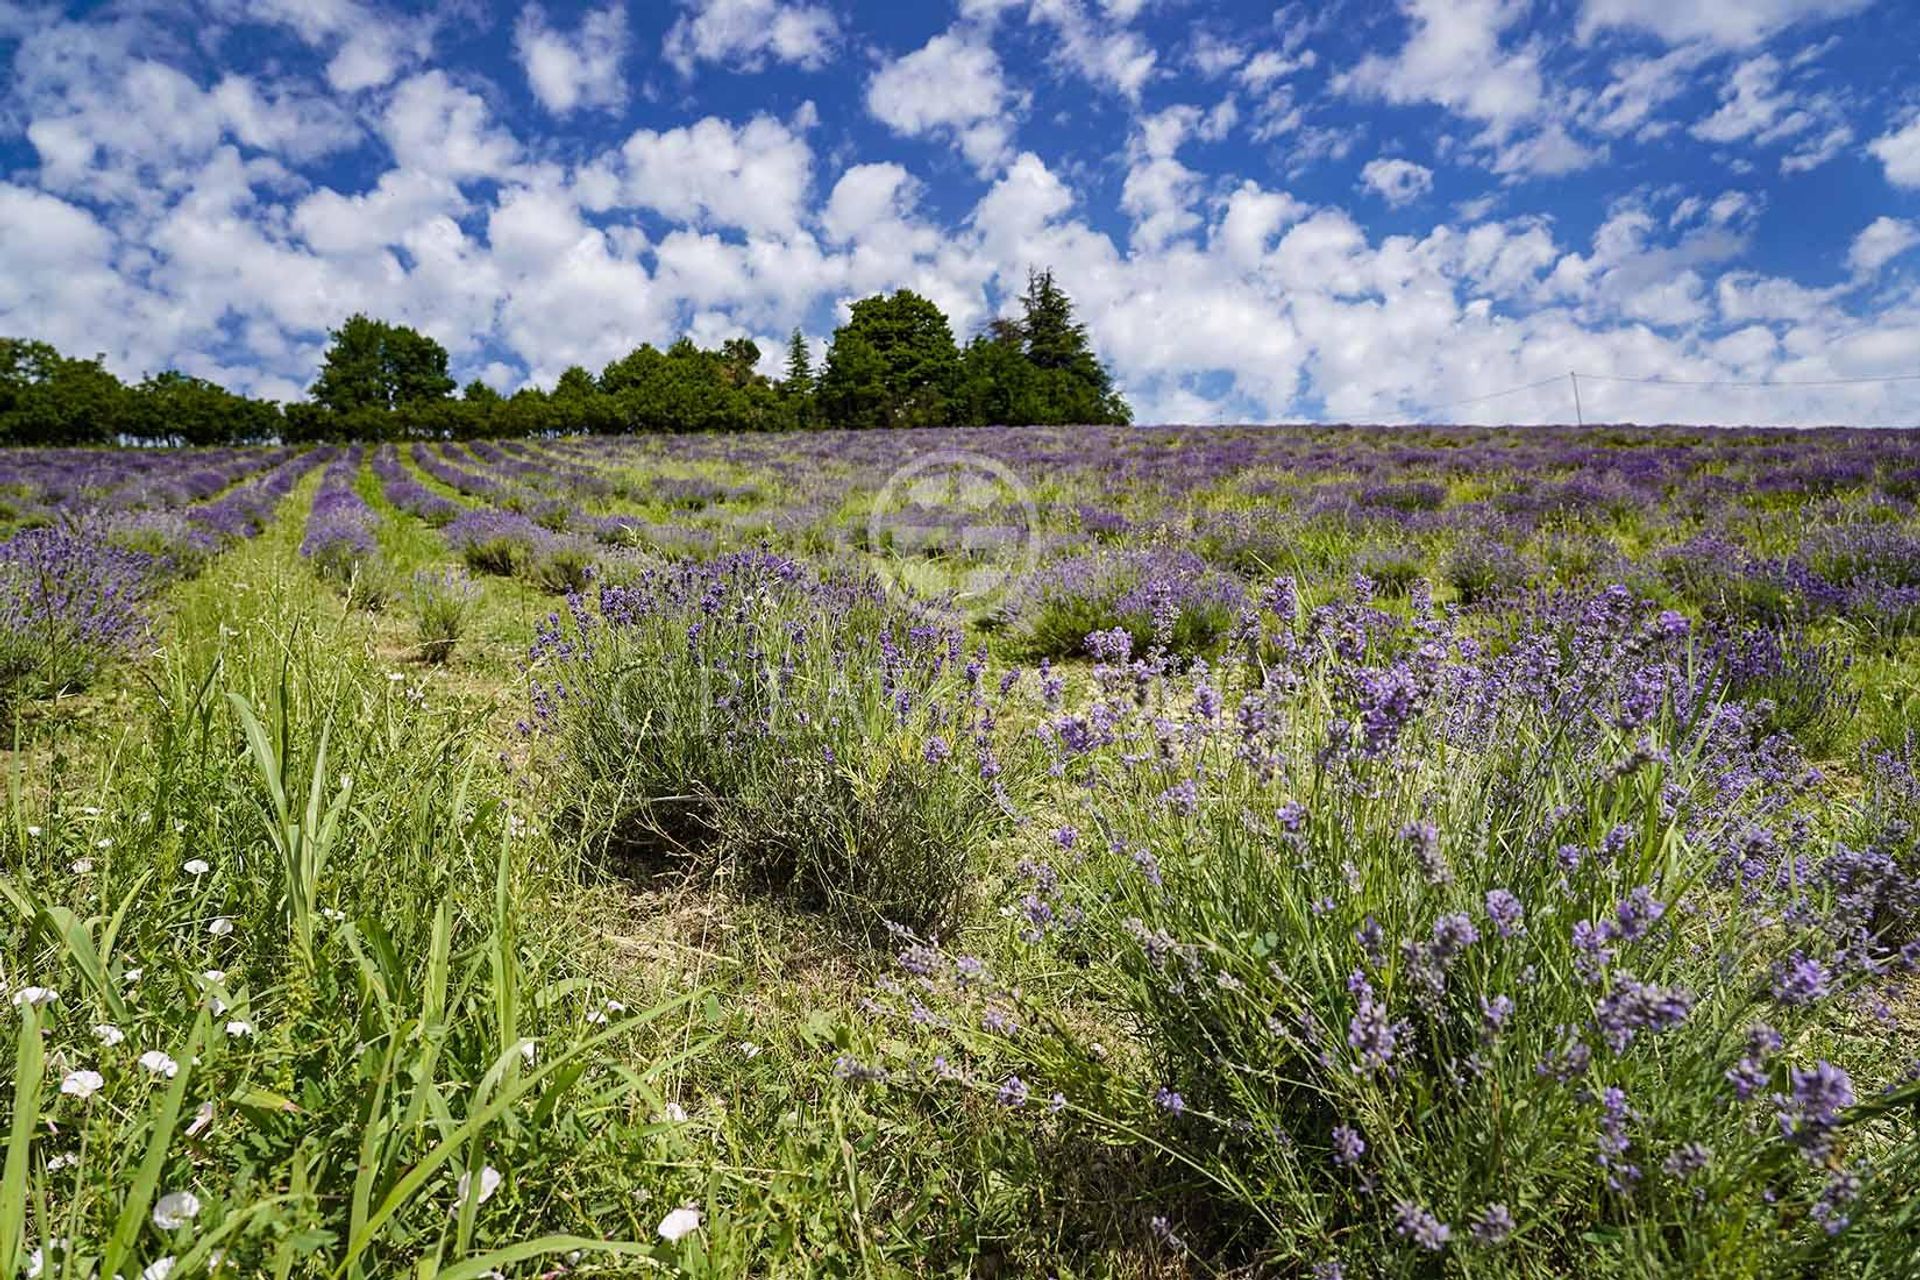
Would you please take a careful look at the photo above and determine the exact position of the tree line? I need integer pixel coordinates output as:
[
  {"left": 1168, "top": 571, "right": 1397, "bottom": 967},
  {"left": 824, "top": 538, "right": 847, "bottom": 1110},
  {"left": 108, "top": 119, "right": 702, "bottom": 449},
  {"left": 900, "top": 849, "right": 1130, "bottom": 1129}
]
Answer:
[{"left": 0, "top": 270, "right": 1130, "bottom": 446}]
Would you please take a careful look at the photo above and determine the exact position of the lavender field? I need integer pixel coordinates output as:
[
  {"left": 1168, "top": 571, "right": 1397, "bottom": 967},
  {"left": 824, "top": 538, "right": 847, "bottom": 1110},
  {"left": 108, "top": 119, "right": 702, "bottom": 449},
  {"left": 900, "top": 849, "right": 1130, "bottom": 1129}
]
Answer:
[{"left": 4, "top": 425, "right": 1920, "bottom": 1277}]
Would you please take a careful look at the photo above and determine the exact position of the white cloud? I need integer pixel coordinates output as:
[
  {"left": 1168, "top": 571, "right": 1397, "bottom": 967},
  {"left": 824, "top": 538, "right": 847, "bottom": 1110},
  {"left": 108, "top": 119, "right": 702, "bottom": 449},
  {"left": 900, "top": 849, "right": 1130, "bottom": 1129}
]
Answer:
[
  {"left": 7, "top": 0, "right": 1920, "bottom": 427},
  {"left": 1360, "top": 157, "right": 1434, "bottom": 206},
  {"left": 1340, "top": 0, "right": 1544, "bottom": 137},
  {"left": 515, "top": 3, "right": 627, "bottom": 116},
  {"left": 664, "top": 0, "right": 837, "bottom": 76},
  {"left": 236, "top": 0, "right": 433, "bottom": 92},
  {"left": 1849, "top": 216, "right": 1919, "bottom": 277},
  {"left": 1337, "top": 0, "right": 1599, "bottom": 176},
  {"left": 1028, "top": 0, "right": 1157, "bottom": 100},
  {"left": 1869, "top": 115, "right": 1920, "bottom": 188},
  {"left": 867, "top": 30, "right": 1018, "bottom": 176},
  {"left": 1586, "top": 45, "right": 1711, "bottom": 139},
  {"left": 1578, "top": 0, "right": 1873, "bottom": 48},
  {"left": 380, "top": 73, "right": 519, "bottom": 181},
  {"left": 615, "top": 113, "right": 814, "bottom": 235}
]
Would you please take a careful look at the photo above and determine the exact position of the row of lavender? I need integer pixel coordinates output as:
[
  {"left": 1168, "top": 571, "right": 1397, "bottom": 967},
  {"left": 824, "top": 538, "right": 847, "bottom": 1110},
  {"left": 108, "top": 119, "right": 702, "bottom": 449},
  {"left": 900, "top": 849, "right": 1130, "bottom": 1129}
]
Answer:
[
  {"left": 533, "top": 427, "right": 1920, "bottom": 643},
  {"left": 1, "top": 448, "right": 332, "bottom": 715}
]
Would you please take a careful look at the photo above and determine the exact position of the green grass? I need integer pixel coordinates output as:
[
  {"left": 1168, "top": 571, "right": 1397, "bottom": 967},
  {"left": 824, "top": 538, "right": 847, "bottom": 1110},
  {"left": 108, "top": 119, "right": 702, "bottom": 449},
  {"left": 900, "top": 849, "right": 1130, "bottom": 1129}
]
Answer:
[{"left": 5, "top": 437, "right": 1919, "bottom": 1277}]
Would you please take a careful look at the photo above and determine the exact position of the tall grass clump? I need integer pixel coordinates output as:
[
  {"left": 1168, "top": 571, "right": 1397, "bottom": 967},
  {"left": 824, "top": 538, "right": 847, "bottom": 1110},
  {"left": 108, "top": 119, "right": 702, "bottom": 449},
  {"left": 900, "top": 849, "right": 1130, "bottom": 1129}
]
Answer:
[
  {"left": 410, "top": 567, "right": 480, "bottom": 663},
  {"left": 0, "top": 542, "right": 705, "bottom": 1279},
  {"left": 526, "top": 550, "right": 1013, "bottom": 936},
  {"left": 853, "top": 580, "right": 1920, "bottom": 1274}
]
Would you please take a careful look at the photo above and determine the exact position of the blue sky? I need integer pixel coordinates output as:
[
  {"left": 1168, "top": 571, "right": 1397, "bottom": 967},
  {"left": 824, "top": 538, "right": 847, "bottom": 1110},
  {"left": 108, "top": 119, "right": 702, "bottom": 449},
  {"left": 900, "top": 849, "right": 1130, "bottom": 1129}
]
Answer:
[{"left": 2, "top": 0, "right": 1918, "bottom": 424}]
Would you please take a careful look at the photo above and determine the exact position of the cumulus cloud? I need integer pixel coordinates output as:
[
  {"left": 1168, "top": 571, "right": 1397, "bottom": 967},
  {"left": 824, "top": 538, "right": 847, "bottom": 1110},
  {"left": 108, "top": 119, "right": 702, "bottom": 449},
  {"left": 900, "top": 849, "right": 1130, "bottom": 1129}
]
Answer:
[
  {"left": 614, "top": 113, "right": 815, "bottom": 235},
  {"left": 515, "top": 3, "right": 627, "bottom": 116},
  {"left": 1360, "top": 157, "right": 1434, "bottom": 206},
  {"left": 1869, "top": 114, "right": 1920, "bottom": 188},
  {"left": 867, "top": 29, "right": 1019, "bottom": 175},
  {"left": 2, "top": 0, "right": 1919, "bottom": 426},
  {"left": 1849, "top": 216, "right": 1919, "bottom": 277},
  {"left": 380, "top": 72, "right": 519, "bottom": 180},
  {"left": 664, "top": 0, "right": 837, "bottom": 76},
  {"left": 1337, "top": 0, "right": 1599, "bottom": 175}
]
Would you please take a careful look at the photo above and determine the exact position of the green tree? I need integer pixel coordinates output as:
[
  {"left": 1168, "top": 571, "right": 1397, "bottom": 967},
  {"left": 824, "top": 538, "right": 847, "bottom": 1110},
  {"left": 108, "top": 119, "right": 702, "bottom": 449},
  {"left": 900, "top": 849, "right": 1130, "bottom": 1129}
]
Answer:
[
  {"left": 553, "top": 366, "right": 598, "bottom": 400},
  {"left": 126, "top": 370, "right": 281, "bottom": 446},
  {"left": 780, "top": 328, "right": 815, "bottom": 428},
  {"left": 817, "top": 290, "right": 960, "bottom": 429},
  {"left": 309, "top": 314, "right": 455, "bottom": 414},
  {"left": 953, "top": 320, "right": 1035, "bottom": 426},
  {"left": 720, "top": 338, "right": 761, "bottom": 387},
  {"left": 1013, "top": 269, "right": 1130, "bottom": 425},
  {"left": 782, "top": 329, "right": 813, "bottom": 394},
  {"left": 0, "top": 338, "right": 129, "bottom": 445}
]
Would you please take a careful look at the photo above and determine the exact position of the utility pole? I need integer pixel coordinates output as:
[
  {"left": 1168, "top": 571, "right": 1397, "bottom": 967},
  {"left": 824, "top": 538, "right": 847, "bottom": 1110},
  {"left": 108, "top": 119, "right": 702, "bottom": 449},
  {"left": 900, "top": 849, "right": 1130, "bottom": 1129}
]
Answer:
[{"left": 1569, "top": 371, "right": 1584, "bottom": 426}]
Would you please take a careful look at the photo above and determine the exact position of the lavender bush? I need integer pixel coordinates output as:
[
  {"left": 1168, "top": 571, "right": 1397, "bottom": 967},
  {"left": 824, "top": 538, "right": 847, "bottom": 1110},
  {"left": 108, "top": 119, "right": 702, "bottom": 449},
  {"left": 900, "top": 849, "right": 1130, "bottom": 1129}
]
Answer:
[
  {"left": 0, "top": 527, "right": 156, "bottom": 713},
  {"left": 301, "top": 449, "right": 385, "bottom": 603},
  {"left": 846, "top": 579, "right": 1920, "bottom": 1272},
  {"left": 526, "top": 552, "right": 1015, "bottom": 935},
  {"left": 997, "top": 547, "right": 1246, "bottom": 658}
]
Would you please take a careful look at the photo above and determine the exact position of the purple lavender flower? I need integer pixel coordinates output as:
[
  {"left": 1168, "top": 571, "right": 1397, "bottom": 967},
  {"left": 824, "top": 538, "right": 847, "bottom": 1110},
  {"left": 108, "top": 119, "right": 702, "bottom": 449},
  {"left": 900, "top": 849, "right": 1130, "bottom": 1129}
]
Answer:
[
  {"left": 1470, "top": 1203, "right": 1514, "bottom": 1245},
  {"left": 1153, "top": 1086, "right": 1185, "bottom": 1116},
  {"left": 1770, "top": 952, "right": 1832, "bottom": 1005},
  {"left": 1594, "top": 978, "right": 1694, "bottom": 1052},
  {"left": 1330, "top": 1124, "right": 1365, "bottom": 1167},
  {"left": 1596, "top": 1086, "right": 1641, "bottom": 1192},
  {"left": 1400, "top": 820, "right": 1451, "bottom": 887},
  {"left": 1430, "top": 913, "right": 1480, "bottom": 962},
  {"left": 1480, "top": 994, "right": 1515, "bottom": 1039},
  {"left": 1347, "top": 974, "right": 1398, "bottom": 1073},
  {"left": 1777, "top": 1061, "right": 1854, "bottom": 1159},
  {"left": 1661, "top": 1142, "right": 1712, "bottom": 1178},
  {"left": 1484, "top": 888, "right": 1525, "bottom": 939},
  {"left": 1393, "top": 1201, "right": 1451, "bottom": 1252},
  {"left": 997, "top": 1076, "right": 1031, "bottom": 1108}
]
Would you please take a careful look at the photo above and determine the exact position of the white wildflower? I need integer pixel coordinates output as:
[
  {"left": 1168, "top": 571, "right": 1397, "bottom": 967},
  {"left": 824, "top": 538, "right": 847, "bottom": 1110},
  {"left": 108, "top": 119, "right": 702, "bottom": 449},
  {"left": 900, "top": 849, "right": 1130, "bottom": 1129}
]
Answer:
[
  {"left": 657, "top": 1207, "right": 702, "bottom": 1242},
  {"left": 61, "top": 1069, "right": 104, "bottom": 1099},
  {"left": 183, "top": 859, "right": 210, "bottom": 876},
  {"left": 453, "top": 1165, "right": 502, "bottom": 1211},
  {"left": 70, "top": 858, "right": 94, "bottom": 874},
  {"left": 225, "top": 1019, "right": 255, "bottom": 1038},
  {"left": 11, "top": 986, "right": 58, "bottom": 1008},
  {"left": 94, "top": 1023, "right": 125, "bottom": 1046},
  {"left": 208, "top": 917, "right": 234, "bottom": 937},
  {"left": 141, "top": 1256, "right": 175, "bottom": 1280},
  {"left": 153, "top": 1190, "right": 201, "bottom": 1230},
  {"left": 138, "top": 1051, "right": 179, "bottom": 1079}
]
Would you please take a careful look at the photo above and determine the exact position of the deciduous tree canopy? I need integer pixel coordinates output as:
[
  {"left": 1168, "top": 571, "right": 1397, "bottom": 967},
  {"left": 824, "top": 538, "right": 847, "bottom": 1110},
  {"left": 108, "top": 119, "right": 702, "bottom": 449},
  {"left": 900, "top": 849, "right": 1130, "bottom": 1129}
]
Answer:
[{"left": 0, "top": 270, "right": 1131, "bottom": 444}]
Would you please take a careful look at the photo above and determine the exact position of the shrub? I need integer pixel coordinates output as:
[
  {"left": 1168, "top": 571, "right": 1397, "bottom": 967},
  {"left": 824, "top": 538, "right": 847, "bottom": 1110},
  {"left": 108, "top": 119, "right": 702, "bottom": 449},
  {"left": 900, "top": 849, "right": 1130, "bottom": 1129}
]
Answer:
[
  {"left": 997, "top": 548, "right": 1245, "bottom": 658},
  {"left": 411, "top": 567, "right": 479, "bottom": 663},
  {"left": 526, "top": 551, "right": 1011, "bottom": 937},
  {"left": 1440, "top": 539, "right": 1533, "bottom": 604},
  {"left": 0, "top": 527, "right": 156, "bottom": 714},
  {"left": 857, "top": 581, "right": 1920, "bottom": 1273}
]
